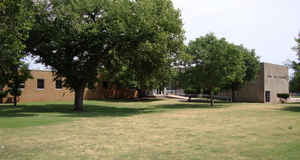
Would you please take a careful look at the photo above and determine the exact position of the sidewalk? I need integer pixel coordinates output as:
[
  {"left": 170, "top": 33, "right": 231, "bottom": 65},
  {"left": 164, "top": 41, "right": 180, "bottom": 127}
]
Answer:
[{"left": 165, "top": 94, "right": 188, "bottom": 100}]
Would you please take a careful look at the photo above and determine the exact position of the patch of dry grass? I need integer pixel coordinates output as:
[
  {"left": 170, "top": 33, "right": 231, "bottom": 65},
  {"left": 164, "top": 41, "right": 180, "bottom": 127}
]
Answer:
[{"left": 0, "top": 99, "right": 300, "bottom": 160}]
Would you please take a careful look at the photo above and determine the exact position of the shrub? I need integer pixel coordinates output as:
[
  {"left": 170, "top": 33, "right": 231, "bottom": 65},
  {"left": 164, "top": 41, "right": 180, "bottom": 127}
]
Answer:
[
  {"left": 8, "top": 89, "right": 22, "bottom": 97},
  {"left": 277, "top": 93, "right": 290, "bottom": 99},
  {"left": 0, "top": 90, "right": 7, "bottom": 98}
]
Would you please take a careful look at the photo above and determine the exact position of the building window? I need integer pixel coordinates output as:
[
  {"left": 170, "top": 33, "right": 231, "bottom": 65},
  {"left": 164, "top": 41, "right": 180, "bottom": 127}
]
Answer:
[
  {"left": 56, "top": 80, "right": 63, "bottom": 89},
  {"left": 19, "top": 81, "right": 25, "bottom": 89},
  {"left": 37, "top": 79, "right": 45, "bottom": 89},
  {"left": 102, "top": 81, "right": 108, "bottom": 89},
  {"left": 88, "top": 82, "right": 95, "bottom": 90}
]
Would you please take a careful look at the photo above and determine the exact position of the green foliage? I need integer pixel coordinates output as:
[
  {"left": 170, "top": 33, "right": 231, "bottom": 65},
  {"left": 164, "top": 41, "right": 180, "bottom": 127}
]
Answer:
[
  {"left": 290, "top": 34, "right": 300, "bottom": 93},
  {"left": 0, "top": 0, "right": 34, "bottom": 106},
  {"left": 225, "top": 45, "right": 260, "bottom": 101},
  {"left": 27, "top": 0, "right": 184, "bottom": 110},
  {"left": 7, "top": 89, "right": 22, "bottom": 97},
  {"left": 0, "top": 90, "right": 8, "bottom": 98},
  {"left": 6, "top": 63, "right": 32, "bottom": 106},
  {"left": 0, "top": 0, "right": 33, "bottom": 54},
  {"left": 184, "top": 88, "right": 201, "bottom": 95},
  {"left": 180, "top": 33, "right": 247, "bottom": 105},
  {"left": 277, "top": 93, "right": 290, "bottom": 99},
  {"left": 290, "top": 75, "right": 300, "bottom": 93},
  {"left": 99, "top": 0, "right": 185, "bottom": 94},
  {"left": 295, "top": 33, "right": 300, "bottom": 56},
  {"left": 290, "top": 62, "right": 300, "bottom": 93}
]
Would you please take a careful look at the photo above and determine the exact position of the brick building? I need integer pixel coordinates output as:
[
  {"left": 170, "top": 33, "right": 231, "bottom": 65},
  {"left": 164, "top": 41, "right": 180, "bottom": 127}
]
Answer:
[
  {"left": 0, "top": 63, "right": 289, "bottom": 104},
  {"left": 1, "top": 70, "right": 137, "bottom": 103}
]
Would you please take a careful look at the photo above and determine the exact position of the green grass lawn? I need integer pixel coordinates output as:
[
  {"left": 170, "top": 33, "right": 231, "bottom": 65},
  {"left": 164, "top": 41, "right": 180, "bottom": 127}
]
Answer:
[{"left": 0, "top": 99, "right": 300, "bottom": 160}]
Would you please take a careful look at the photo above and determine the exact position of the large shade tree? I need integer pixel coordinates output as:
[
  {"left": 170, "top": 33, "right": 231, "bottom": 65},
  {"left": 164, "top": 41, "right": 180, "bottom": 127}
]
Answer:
[
  {"left": 99, "top": 52, "right": 183, "bottom": 98},
  {"left": 26, "top": 0, "right": 184, "bottom": 111},
  {"left": 180, "top": 33, "right": 246, "bottom": 106},
  {"left": 0, "top": 0, "right": 34, "bottom": 104},
  {"left": 225, "top": 45, "right": 260, "bottom": 102},
  {"left": 99, "top": 0, "right": 184, "bottom": 98}
]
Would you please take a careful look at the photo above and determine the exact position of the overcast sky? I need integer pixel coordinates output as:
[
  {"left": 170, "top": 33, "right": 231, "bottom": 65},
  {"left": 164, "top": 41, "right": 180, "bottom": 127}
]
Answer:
[
  {"left": 172, "top": 0, "right": 300, "bottom": 65},
  {"left": 30, "top": 0, "right": 300, "bottom": 70}
]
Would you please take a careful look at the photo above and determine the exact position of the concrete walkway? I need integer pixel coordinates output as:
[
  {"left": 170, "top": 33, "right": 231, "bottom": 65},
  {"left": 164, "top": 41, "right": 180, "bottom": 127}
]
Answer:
[
  {"left": 289, "top": 98, "right": 300, "bottom": 103},
  {"left": 165, "top": 94, "right": 188, "bottom": 100}
]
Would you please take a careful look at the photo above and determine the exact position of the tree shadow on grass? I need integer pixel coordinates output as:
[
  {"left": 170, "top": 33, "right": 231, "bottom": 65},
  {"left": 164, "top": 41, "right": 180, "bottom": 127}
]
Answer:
[
  {"left": 91, "top": 97, "right": 163, "bottom": 103},
  {"left": 155, "top": 103, "right": 227, "bottom": 110},
  {"left": 280, "top": 106, "right": 300, "bottom": 112},
  {"left": 0, "top": 104, "right": 157, "bottom": 118},
  {"left": 178, "top": 99, "right": 232, "bottom": 103},
  {"left": 0, "top": 100, "right": 229, "bottom": 118}
]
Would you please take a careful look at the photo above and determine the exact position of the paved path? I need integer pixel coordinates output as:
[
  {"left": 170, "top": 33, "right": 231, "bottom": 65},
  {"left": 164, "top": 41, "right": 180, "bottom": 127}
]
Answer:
[
  {"left": 289, "top": 98, "right": 300, "bottom": 103},
  {"left": 165, "top": 94, "right": 188, "bottom": 100}
]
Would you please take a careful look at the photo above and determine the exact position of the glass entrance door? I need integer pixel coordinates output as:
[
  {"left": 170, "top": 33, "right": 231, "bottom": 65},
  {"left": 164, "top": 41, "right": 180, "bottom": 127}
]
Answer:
[{"left": 265, "top": 91, "right": 271, "bottom": 103}]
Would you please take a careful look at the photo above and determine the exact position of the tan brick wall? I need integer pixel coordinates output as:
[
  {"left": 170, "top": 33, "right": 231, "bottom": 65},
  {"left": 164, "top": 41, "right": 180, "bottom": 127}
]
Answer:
[
  {"left": 1, "top": 70, "right": 138, "bottom": 104},
  {"left": 85, "top": 83, "right": 138, "bottom": 100},
  {"left": 9, "top": 70, "right": 74, "bottom": 103}
]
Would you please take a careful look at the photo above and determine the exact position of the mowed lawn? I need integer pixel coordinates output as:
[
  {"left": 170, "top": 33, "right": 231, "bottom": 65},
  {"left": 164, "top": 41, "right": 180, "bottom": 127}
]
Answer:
[{"left": 0, "top": 99, "right": 300, "bottom": 160}]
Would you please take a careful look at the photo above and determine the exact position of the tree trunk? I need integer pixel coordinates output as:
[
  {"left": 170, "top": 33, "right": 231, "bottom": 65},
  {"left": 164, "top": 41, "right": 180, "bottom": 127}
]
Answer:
[
  {"left": 137, "top": 89, "right": 145, "bottom": 99},
  {"left": 232, "top": 87, "right": 236, "bottom": 102},
  {"left": 74, "top": 85, "right": 85, "bottom": 112},
  {"left": 13, "top": 66, "right": 18, "bottom": 107},
  {"left": 188, "top": 95, "right": 192, "bottom": 102},
  {"left": 13, "top": 95, "right": 17, "bottom": 107},
  {"left": 210, "top": 91, "right": 214, "bottom": 107}
]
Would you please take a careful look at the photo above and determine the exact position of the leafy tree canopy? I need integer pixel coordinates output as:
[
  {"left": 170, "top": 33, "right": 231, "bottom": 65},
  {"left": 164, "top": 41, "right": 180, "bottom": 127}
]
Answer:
[
  {"left": 0, "top": 0, "right": 34, "bottom": 105},
  {"left": 290, "top": 33, "right": 300, "bottom": 93},
  {"left": 26, "top": 0, "right": 184, "bottom": 111},
  {"left": 180, "top": 33, "right": 248, "bottom": 106},
  {"left": 224, "top": 45, "right": 260, "bottom": 101}
]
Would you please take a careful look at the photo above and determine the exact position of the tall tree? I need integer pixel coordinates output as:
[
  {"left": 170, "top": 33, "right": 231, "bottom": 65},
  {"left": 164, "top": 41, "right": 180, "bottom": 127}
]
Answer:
[
  {"left": 26, "top": 0, "right": 184, "bottom": 111},
  {"left": 181, "top": 33, "right": 246, "bottom": 106},
  {"left": 290, "top": 33, "right": 300, "bottom": 94},
  {"left": 7, "top": 63, "right": 32, "bottom": 106},
  {"left": 0, "top": 0, "right": 33, "bottom": 69},
  {"left": 290, "top": 69, "right": 300, "bottom": 94},
  {"left": 101, "top": 0, "right": 184, "bottom": 98},
  {"left": 295, "top": 33, "right": 300, "bottom": 56},
  {"left": 0, "top": 0, "right": 34, "bottom": 104},
  {"left": 226, "top": 45, "right": 260, "bottom": 102}
]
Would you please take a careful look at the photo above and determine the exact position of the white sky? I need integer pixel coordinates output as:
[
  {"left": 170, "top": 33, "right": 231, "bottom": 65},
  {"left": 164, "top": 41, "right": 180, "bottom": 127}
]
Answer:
[
  {"left": 172, "top": 0, "right": 300, "bottom": 65},
  {"left": 29, "top": 0, "right": 300, "bottom": 69}
]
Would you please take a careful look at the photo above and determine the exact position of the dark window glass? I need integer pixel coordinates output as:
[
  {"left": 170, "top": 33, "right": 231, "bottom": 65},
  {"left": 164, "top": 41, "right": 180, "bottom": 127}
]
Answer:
[
  {"left": 102, "top": 81, "right": 108, "bottom": 89},
  {"left": 56, "top": 80, "right": 62, "bottom": 89},
  {"left": 19, "top": 81, "right": 25, "bottom": 89},
  {"left": 266, "top": 91, "right": 271, "bottom": 102},
  {"left": 88, "top": 82, "right": 95, "bottom": 90},
  {"left": 37, "top": 79, "right": 45, "bottom": 89}
]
